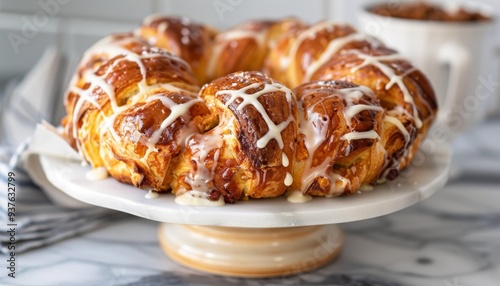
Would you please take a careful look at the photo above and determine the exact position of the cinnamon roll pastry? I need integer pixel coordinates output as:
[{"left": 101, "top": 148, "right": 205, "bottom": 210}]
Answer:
[
  {"left": 293, "top": 81, "right": 385, "bottom": 197},
  {"left": 61, "top": 17, "right": 439, "bottom": 204},
  {"left": 206, "top": 18, "right": 306, "bottom": 82},
  {"left": 62, "top": 33, "right": 212, "bottom": 191},
  {"left": 265, "top": 22, "right": 383, "bottom": 88},
  {"left": 136, "top": 16, "right": 219, "bottom": 84},
  {"left": 311, "top": 46, "right": 437, "bottom": 180},
  {"left": 172, "top": 71, "right": 298, "bottom": 203}
]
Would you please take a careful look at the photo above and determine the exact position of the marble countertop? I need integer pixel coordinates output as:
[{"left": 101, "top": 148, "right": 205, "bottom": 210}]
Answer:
[{"left": 2, "top": 117, "right": 500, "bottom": 286}]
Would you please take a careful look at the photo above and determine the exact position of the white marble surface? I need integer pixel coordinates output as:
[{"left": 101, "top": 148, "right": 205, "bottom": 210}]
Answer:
[{"left": 1, "top": 180, "right": 499, "bottom": 286}]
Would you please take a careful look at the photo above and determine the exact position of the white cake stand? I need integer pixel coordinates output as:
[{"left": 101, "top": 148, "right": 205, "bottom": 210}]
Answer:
[{"left": 38, "top": 144, "right": 451, "bottom": 277}]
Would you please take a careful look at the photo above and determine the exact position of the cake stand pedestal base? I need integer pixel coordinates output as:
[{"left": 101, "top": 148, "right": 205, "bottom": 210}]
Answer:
[{"left": 158, "top": 223, "right": 344, "bottom": 278}]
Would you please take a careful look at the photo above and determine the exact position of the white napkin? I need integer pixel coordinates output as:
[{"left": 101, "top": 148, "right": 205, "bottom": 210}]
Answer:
[
  {"left": 0, "top": 48, "right": 126, "bottom": 254},
  {"left": 22, "top": 122, "right": 90, "bottom": 208},
  {"left": 0, "top": 128, "right": 125, "bottom": 253},
  {"left": 0, "top": 47, "right": 61, "bottom": 147}
]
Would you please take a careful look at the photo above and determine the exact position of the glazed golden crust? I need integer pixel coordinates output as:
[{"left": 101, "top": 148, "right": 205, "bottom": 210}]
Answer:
[
  {"left": 62, "top": 18, "right": 438, "bottom": 203},
  {"left": 62, "top": 33, "right": 211, "bottom": 191},
  {"left": 172, "top": 71, "right": 298, "bottom": 202},
  {"left": 311, "top": 47, "right": 437, "bottom": 179},
  {"left": 206, "top": 18, "right": 306, "bottom": 83},
  {"left": 293, "top": 81, "right": 384, "bottom": 196},
  {"left": 136, "top": 16, "right": 218, "bottom": 84},
  {"left": 265, "top": 22, "right": 384, "bottom": 88}
]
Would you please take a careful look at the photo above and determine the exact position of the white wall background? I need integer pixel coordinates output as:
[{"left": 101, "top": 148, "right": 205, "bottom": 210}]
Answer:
[{"left": 1, "top": 0, "right": 499, "bottom": 88}]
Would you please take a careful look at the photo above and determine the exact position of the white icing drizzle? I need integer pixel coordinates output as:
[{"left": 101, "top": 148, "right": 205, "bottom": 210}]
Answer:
[
  {"left": 177, "top": 115, "right": 237, "bottom": 206},
  {"left": 378, "top": 156, "right": 401, "bottom": 184},
  {"left": 337, "top": 86, "right": 383, "bottom": 128},
  {"left": 282, "top": 153, "right": 289, "bottom": 167},
  {"left": 141, "top": 95, "right": 202, "bottom": 159},
  {"left": 328, "top": 173, "right": 350, "bottom": 197},
  {"left": 284, "top": 22, "right": 336, "bottom": 69},
  {"left": 286, "top": 191, "right": 312, "bottom": 203},
  {"left": 85, "top": 166, "right": 108, "bottom": 180},
  {"left": 69, "top": 35, "right": 198, "bottom": 165},
  {"left": 348, "top": 53, "right": 420, "bottom": 181},
  {"left": 184, "top": 126, "right": 224, "bottom": 192},
  {"left": 157, "top": 22, "right": 169, "bottom": 35},
  {"left": 377, "top": 114, "right": 413, "bottom": 182},
  {"left": 341, "top": 130, "right": 380, "bottom": 143},
  {"left": 376, "top": 141, "right": 391, "bottom": 184},
  {"left": 284, "top": 172, "right": 293, "bottom": 186},
  {"left": 299, "top": 101, "right": 330, "bottom": 156},
  {"left": 145, "top": 190, "right": 160, "bottom": 199},
  {"left": 383, "top": 107, "right": 414, "bottom": 175},
  {"left": 350, "top": 52, "right": 423, "bottom": 128},
  {"left": 304, "top": 33, "right": 366, "bottom": 81},
  {"left": 217, "top": 82, "right": 294, "bottom": 149},
  {"left": 279, "top": 56, "right": 290, "bottom": 70},
  {"left": 218, "top": 29, "right": 267, "bottom": 43},
  {"left": 216, "top": 81, "right": 295, "bottom": 187},
  {"left": 384, "top": 115, "right": 410, "bottom": 143},
  {"left": 175, "top": 190, "right": 225, "bottom": 206},
  {"left": 78, "top": 35, "right": 189, "bottom": 76},
  {"left": 345, "top": 105, "right": 384, "bottom": 125},
  {"left": 298, "top": 85, "right": 381, "bottom": 195},
  {"left": 359, "top": 184, "right": 374, "bottom": 192}
]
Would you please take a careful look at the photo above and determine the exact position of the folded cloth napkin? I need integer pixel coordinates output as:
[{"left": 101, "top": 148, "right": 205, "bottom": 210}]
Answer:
[
  {"left": 0, "top": 47, "right": 126, "bottom": 254},
  {"left": 0, "top": 133, "right": 126, "bottom": 254}
]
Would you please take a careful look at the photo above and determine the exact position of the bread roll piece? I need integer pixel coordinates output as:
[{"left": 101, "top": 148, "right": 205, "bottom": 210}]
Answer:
[
  {"left": 293, "top": 80, "right": 384, "bottom": 196},
  {"left": 172, "top": 71, "right": 298, "bottom": 203},
  {"left": 62, "top": 33, "right": 213, "bottom": 191}
]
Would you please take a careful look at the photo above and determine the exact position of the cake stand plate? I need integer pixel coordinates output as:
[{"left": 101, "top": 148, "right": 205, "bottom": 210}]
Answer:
[{"left": 38, "top": 144, "right": 451, "bottom": 277}]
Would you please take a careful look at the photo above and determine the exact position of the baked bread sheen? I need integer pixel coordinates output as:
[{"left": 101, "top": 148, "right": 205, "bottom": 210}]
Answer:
[
  {"left": 62, "top": 33, "right": 213, "bottom": 191},
  {"left": 62, "top": 16, "right": 437, "bottom": 204},
  {"left": 172, "top": 71, "right": 298, "bottom": 203}
]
